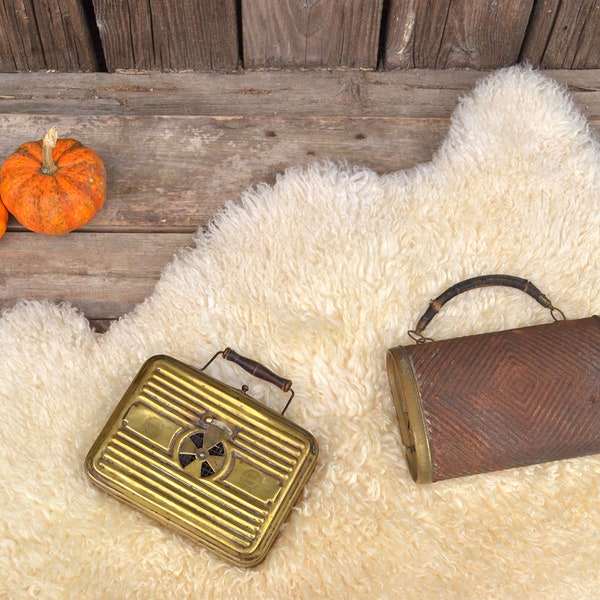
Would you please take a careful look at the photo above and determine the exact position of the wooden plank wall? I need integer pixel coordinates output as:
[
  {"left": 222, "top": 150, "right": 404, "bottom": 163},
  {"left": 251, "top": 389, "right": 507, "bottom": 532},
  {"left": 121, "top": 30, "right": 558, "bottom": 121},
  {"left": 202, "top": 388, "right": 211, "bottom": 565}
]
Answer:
[
  {"left": 384, "top": 0, "right": 536, "bottom": 69},
  {"left": 0, "top": 0, "right": 599, "bottom": 72},
  {"left": 241, "top": 0, "right": 385, "bottom": 68},
  {"left": 91, "top": 0, "right": 239, "bottom": 71},
  {"left": 0, "top": 0, "right": 98, "bottom": 71}
]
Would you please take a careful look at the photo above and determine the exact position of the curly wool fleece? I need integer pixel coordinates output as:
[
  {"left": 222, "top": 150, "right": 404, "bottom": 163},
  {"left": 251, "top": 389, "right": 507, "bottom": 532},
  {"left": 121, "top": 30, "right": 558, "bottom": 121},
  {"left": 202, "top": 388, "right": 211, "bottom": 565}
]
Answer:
[{"left": 1, "top": 65, "right": 600, "bottom": 599}]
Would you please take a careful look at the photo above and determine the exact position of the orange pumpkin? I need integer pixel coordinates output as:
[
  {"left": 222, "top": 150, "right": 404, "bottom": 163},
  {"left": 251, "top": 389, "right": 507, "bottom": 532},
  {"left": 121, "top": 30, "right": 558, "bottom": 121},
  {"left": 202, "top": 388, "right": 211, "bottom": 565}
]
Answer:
[
  {"left": 0, "top": 126, "right": 106, "bottom": 235},
  {"left": 0, "top": 200, "right": 7, "bottom": 238}
]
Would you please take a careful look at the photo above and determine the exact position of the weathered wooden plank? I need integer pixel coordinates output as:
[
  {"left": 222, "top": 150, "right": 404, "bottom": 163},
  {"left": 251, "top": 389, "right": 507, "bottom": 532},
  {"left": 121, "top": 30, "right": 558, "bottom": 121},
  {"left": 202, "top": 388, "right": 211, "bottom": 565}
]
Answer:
[
  {"left": 381, "top": 0, "right": 417, "bottom": 70},
  {"left": 2, "top": 70, "right": 600, "bottom": 118},
  {"left": 241, "top": 0, "right": 384, "bottom": 69},
  {"left": 0, "top": 113, "right": 453, "bottom": 232},
  {"left": 520, "top": 0, "right": 600, "bottom": 68},
  {"left": 92, "top": 0, "right": 239, "bottom": 72},
  {"left": 0, "top": 0, "right": 97, "bottom": 72},
  {"left": 0, "top": 232, "right": 192, "bottom": 319},
  {"left": 384, "top": 0, "right": 535, "bottom": 69},
  {"left": 0, "top": 70, "right": 484, "bottom": 117}
]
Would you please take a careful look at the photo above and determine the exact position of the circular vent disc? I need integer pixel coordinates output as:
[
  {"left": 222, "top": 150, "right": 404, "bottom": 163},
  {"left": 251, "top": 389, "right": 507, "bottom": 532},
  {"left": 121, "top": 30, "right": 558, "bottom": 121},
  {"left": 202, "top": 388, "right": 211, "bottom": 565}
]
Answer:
[{"left": 178, "top": 426, "right": 227, "bottom": 479}]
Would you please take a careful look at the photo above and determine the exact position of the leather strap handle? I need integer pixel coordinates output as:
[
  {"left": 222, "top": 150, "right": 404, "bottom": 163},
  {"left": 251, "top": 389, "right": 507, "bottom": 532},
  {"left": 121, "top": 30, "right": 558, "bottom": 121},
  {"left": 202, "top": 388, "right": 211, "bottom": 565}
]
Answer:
[{"left": 409, "top": 274, "right": 565, "bottom": 343}]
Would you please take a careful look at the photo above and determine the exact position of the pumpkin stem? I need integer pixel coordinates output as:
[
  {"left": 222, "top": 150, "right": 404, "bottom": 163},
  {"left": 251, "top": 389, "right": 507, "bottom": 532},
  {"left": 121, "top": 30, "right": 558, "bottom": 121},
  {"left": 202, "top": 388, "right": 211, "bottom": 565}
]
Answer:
[{"left": 40, "top": 126, "right": 59, "bottom": 175}]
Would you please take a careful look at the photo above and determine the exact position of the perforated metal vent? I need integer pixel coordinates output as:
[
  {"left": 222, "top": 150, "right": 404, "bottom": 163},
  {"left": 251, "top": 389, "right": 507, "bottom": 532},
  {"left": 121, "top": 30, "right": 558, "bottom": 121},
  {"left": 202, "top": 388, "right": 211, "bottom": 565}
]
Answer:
[{"left": 178, "top": 428, "right": 227, "bottom": 479}]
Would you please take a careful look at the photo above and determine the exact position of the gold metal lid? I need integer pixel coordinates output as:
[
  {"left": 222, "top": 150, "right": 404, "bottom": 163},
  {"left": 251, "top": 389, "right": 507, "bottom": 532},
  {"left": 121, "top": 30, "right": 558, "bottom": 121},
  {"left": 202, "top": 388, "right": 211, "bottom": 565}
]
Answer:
[{"left": 386, "top": 346, "right": 433, "bottom": 483}]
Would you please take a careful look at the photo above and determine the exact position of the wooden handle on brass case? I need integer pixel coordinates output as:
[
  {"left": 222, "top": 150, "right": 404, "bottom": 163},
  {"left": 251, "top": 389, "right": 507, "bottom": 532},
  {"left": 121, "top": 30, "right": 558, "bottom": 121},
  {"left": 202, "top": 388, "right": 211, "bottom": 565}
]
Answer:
[
  {"left": 411, "top": 274, "right": 564, "bottom": 340},
  {"left": 223, "top": 347, "right": 293, "bottom": 392}
]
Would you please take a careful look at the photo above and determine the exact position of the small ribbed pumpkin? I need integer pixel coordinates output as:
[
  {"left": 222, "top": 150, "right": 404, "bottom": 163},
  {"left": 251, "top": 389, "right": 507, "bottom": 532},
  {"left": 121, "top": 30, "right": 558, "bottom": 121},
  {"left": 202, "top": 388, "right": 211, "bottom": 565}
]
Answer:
[{"left": 0, "top": 126, "right": 106, "bottom": 235}]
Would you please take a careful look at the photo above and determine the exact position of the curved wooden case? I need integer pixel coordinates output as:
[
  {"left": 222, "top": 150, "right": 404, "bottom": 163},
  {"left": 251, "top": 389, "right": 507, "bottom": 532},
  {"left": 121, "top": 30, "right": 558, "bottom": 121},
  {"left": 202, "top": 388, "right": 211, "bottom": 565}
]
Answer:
[{"left": 387, "top": 276, "right": 600, "bottom": 483}]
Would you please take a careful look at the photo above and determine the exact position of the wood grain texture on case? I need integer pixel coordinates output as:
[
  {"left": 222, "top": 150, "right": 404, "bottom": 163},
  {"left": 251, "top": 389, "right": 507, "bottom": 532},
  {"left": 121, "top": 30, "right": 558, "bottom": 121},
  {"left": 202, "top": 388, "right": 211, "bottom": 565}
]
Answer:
[{"left": 403, "top": 316, "right": 600, "bottom": 481}]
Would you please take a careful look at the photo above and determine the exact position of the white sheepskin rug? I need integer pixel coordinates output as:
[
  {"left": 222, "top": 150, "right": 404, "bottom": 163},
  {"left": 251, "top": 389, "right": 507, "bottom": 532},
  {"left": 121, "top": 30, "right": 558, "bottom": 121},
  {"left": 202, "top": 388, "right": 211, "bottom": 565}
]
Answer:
[{"left": 2, "top": 65, "right": 600, "bottom": 599}]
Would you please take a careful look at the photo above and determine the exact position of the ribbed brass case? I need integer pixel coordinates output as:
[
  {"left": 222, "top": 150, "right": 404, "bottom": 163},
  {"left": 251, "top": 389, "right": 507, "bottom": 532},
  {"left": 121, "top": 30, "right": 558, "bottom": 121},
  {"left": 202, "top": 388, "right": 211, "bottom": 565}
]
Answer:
[{"left": 85, "top": 355, "right": 318, "bottom": 567}]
